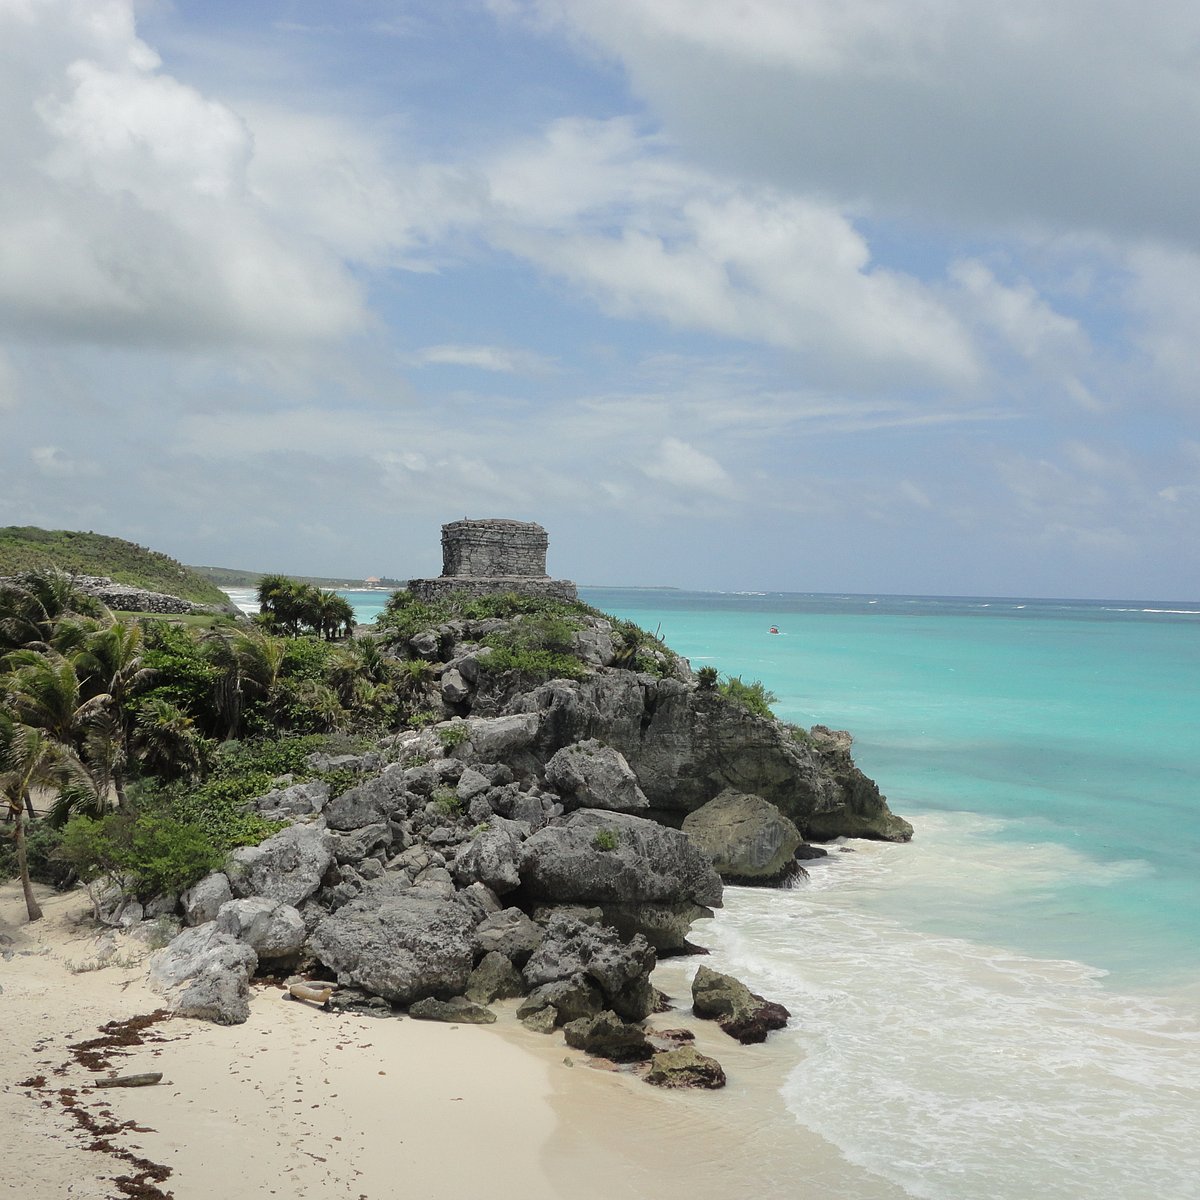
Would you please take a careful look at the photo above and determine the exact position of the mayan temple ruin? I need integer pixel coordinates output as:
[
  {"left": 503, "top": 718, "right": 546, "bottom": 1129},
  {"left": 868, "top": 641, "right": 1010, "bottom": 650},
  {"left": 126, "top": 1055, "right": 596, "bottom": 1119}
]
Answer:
[{"left": 406, "top": 518, "right": 578, "bottom": 602}]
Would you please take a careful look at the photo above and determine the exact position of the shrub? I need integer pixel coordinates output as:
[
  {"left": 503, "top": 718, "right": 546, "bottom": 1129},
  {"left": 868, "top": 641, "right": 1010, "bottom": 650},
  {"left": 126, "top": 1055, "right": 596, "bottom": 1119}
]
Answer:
[
  {"left": 718, "top": 675, "right": 779, "bottom": 719},
  {"left": 138, "top": 734, "right": 357, "bottom": 852},
  {"left": 432, "top": 787, "right": 462, "bottom": 817},
  {"left": 479, "top": 613, "right": 587, "bottom": 681},
  {"left": 607, "top": 618, "right": 678, "bottom": 678},
  {"left": 592, "top": 828, "right": 618, "bottom": 851},
  {"left": 437, "top": 723, "right": 470, "bottom": 749},
  {"left": 58, "top": 810, "right": 224, "bottom": 900},
  {"left": 696, "top": 665, "right": 719, "bottom": 689}
]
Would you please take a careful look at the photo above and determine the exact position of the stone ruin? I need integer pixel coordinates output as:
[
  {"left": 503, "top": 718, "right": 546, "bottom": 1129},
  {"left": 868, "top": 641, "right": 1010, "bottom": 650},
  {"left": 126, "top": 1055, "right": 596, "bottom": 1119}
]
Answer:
[{"left": 406, "top": 519, "right": 578, "bottom": 603}]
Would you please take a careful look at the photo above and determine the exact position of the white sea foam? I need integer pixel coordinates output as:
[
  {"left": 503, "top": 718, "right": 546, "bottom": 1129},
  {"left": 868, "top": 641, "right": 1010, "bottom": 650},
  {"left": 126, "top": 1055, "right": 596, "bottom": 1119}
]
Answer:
[
  {"left": 221, "top": 586, "right": 259, "bottom": 615},
  {"left": 695, "top": 838, "right": 1200, "bottom": 1200}
]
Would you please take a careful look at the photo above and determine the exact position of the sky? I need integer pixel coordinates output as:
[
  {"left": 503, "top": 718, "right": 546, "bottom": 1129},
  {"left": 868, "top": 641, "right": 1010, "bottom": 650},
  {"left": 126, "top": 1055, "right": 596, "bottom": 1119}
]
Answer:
[{"left": 1, "top": 0, "right": 1198, "bottom": 599}]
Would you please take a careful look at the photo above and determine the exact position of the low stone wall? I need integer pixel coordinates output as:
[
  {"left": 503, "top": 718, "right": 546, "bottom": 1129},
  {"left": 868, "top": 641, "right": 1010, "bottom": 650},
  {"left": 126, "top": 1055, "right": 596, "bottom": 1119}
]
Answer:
[
  {"left": 91, "top": 586, "right": 199, "bottom": 615},
  {"left": 407, "top": 577, "right": 578, "bottom": 604},
  {"left": 1, "top": 573, "right": 201, "bottom": 615}
]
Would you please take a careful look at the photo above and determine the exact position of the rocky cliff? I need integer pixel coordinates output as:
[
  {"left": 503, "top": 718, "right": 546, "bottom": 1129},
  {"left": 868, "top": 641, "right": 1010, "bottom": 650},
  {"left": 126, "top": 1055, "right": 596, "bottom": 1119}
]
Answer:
[{"left": 126, "top": 593, "right": 909, "bottom": 1087}]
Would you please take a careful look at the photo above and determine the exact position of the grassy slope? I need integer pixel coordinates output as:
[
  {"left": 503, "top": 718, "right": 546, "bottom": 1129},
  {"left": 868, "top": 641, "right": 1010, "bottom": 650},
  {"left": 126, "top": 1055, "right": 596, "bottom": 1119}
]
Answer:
[{"left": 0, "top": 527, "right": 231, "bottom": 606}]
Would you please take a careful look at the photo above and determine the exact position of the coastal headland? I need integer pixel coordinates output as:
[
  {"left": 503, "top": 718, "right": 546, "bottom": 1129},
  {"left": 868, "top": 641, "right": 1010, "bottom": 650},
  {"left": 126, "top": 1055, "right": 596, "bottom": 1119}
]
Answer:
[{"left": 1, "top": 520, "right": 912, "bottom": 1198}]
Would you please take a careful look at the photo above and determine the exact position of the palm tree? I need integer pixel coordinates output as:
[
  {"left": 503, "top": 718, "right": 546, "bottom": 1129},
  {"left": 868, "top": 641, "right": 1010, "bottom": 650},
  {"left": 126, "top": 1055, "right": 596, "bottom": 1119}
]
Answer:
[
  {"left": 257, "top": 575, "right": 324, "bottom": 637},
  {"left": 0, "top": 717, "right": 77, "bottom": 921},
  {"left": 0, "top": 570, "right": 108, "bottom": 653},
  {"left": 316, "top": 592, "right": 356, "bottom": 641},
  {"left": 2, "top": 649, "right": 100, "bottom": 750},
  {"left": 132, "top": 697, "right": 209, "bottom": 781},
  {"left": 72, "top": 622, "right": 157, "bottom": 809}
]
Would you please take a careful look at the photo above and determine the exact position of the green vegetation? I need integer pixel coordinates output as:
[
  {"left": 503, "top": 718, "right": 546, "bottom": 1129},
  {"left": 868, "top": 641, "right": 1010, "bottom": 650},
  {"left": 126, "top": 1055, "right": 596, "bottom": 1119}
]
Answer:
[
  {"left": 376, "top": 589, "right": 677, "bottom": 681},
  {"left": 480, "top": 612, "right": 587, "bottom": 681},
  {"left": 696, "top": 665, "right": 719, "bottom": 689},
  {"left": 257, "top": 575, "right": 355, "bottom": 641},
  {"left": 0, "top": 568, "right": 410, "bottom": 918},
  {"left": 59, "top": 810, "right": 224, "bottom": 901},
  {"left": 0, "top": 527, "right": 230, "bottom": 606},
  {"left": 717, "top": 675, "right": 779, "bottom": 719},
  {"left": 592, "top": 828, "right": 619, "bottom": 851},
  {"left": 432, "top": 787, "right": 463, "bottom": 817},
  {"left": 376, "top": 589, "right": 584, "bottom": 644},
  {"left": 437, "top": 722, "right": 470, "bottom": 749}
]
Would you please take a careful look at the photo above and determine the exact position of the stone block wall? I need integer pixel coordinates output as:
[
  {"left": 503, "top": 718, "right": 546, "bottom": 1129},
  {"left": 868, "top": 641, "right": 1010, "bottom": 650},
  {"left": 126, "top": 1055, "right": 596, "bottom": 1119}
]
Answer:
[
  {"left": 406, "top": 577, "right": 579, "bottom": 604},
  {"left": 441, "top": 519, "right": 548, "bottom": 578}
]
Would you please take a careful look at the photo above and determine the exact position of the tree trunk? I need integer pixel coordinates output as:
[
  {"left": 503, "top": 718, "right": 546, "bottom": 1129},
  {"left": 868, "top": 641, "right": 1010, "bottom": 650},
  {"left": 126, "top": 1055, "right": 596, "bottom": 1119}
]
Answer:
[
  {"left": 14, "top": 809, "right": 43, "bottom": 922},
  {"left": 113, "top": 767, "right": 129, "bottom": 813}
]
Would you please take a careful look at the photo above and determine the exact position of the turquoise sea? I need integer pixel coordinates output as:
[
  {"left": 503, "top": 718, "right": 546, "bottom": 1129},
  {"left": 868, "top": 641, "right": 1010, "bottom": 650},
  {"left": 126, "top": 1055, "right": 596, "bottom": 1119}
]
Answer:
[
  {"left": 578, "top": 588, "right": 1200, "bottom": 1200},
  {"left": 229, "top": 585, "right": 1200, "bottom": 1197}
]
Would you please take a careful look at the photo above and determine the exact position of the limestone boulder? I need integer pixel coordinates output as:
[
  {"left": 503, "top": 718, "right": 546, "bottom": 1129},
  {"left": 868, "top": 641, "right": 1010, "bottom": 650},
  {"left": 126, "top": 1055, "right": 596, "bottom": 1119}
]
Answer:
[
  {"left": 645, "top": 1046, "right": 727, "bottom": 1089},
  {"left": 149, "top": 925, "right": 257, "bottom": 1025},
  {"left": 324, "top": 770, "right": 410, "bottom": 831},
  {"left": 450, "top": 826, "right": 523, "bottom": 894},
  {"left": 517, "top": 809, "right": 721, "bottom": 950},
  {"left": 308, "top": 879, "right": 477, "bottom": 1005},
  {"left": 251, "top": 780, "right": 329, "bottom": 822},
  {"left": 562, "top": 1011, "right": 653, "bottom": 1062},
  {"left": 409, "top": 996, "right": 496, "bottom": 1024},
  {"left": 691, "top": 965, "right": 790, "bottom": 1044},
  {"left": 465, "top": 952, "right": 525, "bottom": 1005},
  {"left": 475, "top": 907, "right": 543, "bottom": 965},
  {"left": 516, "top": 977, "right": 603, "bottom": 1026},
  {"left": 180, "top": 872, "right": 232, "bottom": 926},
  {"left": 682, "top": 789, "right": 804, "bottom": 883},
  {"left": 544, "top": 740, "right": 648, "bottom": 812},
  {"left": 456, "top": 713, "right": 540, "bottom": 762},
  {"left": 522, "top": 914, "right": 657, "bottom": 1021},
  {"left": 226, "top": 822, "right": 332, "bottom": 908},
  {"left": 215, "top": 897, "right": 306, "bottom": 966}
]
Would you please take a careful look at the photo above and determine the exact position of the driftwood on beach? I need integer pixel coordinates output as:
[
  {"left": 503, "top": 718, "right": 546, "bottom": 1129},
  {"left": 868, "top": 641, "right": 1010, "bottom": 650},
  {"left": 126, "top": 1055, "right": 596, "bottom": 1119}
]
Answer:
[
  {"left": 93, "top": 1072, "right": 163, "bottom": 1088},
  {"left": 287, "top": 982, "right": 336, "bottom": 1006}
]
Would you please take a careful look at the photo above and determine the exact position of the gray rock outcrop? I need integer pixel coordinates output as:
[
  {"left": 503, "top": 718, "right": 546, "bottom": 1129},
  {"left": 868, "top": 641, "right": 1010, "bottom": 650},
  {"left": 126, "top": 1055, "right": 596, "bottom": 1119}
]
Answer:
[
  {"left": 180, "top": 872, "right": 232, "bottom": 926},
  {"left": 509, "top": 674, "right": 912, "bottom": 842},
  {"left": 562, "top": 1010, "right": 653, "bottom": 1061},
  {"left": 522, "top": 914, "right": 657, "bottom": 1021},
  {"left": 215, "top": 897, "right": 306, "bottom": 966},
  {"left": 226, "top": 822, "right": 332, "bottom": 908},
  {"left": 645, "top": 1046, "right": 727, "bottom": 1089},
  {"left": 544, "top": 740, "right": 648, "bottom": 812},
  {"left": 308, "top": 880, "right": 478, "bottom": 1005},
  {"left": 691, "top": 964, "right": 790, "bottom": 1044},
  {"left": 149, "top": 925, "right": 257, "bottom": 1025},
  {"left": 517, "top": 809, "right": 721, "bottom": 950},
  {"left": 682, "top": 789, "right": 805, "bottom": 883}
]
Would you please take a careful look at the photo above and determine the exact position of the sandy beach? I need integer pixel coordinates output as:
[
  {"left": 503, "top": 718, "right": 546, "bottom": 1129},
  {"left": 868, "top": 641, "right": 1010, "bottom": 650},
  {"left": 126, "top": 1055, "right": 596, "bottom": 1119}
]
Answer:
[{"left": 2, "top": 881, "right": 905, "bottom": 1200}]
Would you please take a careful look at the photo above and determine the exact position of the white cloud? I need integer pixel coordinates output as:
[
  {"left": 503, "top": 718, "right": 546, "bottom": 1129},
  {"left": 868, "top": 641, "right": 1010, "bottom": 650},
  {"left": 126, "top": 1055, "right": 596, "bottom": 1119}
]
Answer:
[
  {"left": 0, "top": 0, "right": 398, "bottom": 346},
  {"left": 641, "top": 436, "right": 737, "bottom": 497},
  {"left": 31, "top": 444, "right": 95, "bottom": 476},
  {"left": 407, "top": 344, "right": 556, "bottom": 373},
  {"left": 483, "top": 120, "right": 980, "bottom": 387},
  {"left": 497, "top": 1, "right": 1200, "bottom": 246}
]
